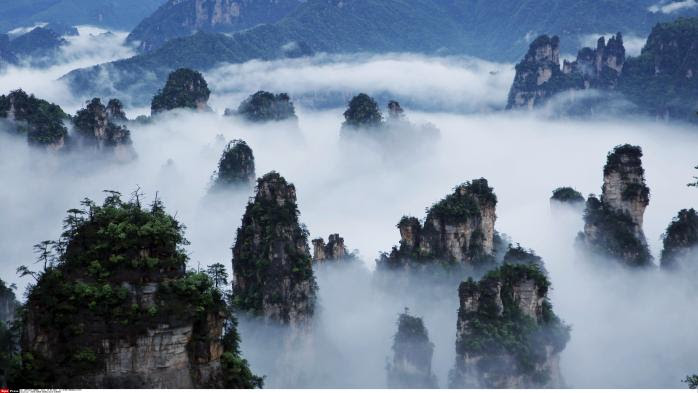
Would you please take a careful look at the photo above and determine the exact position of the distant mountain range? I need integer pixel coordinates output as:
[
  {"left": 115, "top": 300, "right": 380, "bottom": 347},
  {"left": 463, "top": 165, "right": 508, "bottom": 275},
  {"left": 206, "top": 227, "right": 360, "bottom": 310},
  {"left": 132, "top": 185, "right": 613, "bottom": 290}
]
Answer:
[
  {"left": 0, "top": 0, "right": 165, "bottom": 33},
  {"left": 63, "top": 0, "right": 698, "bottom": 105}
]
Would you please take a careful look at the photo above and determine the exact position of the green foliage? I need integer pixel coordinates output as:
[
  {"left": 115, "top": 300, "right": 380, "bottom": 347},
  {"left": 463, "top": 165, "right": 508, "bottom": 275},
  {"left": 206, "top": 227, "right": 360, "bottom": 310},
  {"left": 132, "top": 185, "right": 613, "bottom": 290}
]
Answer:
[
  {"left": 206, "top": 263, "right": 229, "bottom": 289},
  {"left": 456, "top": 263, "right": 570, "bottom": 376},
  {"left": 342, "top": 93, "right": 382, "bottom": 129},
  {"left": 603, "top": 144, "right": 645, "bottom": 177},
  {"left": 550, "top": 187, "right": 584, "bottom": 203},
  {"left": 229, "top": 91, "right": 297, "bottom": 122},
  {"left": 0, "top": 89, "right": 68, "bottom": 146},
  {"left": 73, "top": 98, "right": 132, "bottom": 147},
  {"left": 387, "top": 310, "right": 437, "bottom": 388},
  {"left": 232, "top": 171, "right": 317, "bottom": 322},
  {"left": 660, "top": 208, "right": 698, "bottom": 269},
  {"left": 426, "top": 178, "right": 496, "bottom": 224},
  {"left": 211, "top": 140, "right": 255, "bottom": 190},
  {"left": 151, "top": 68, "right": 210, "bottom": 114},
  {"left": 580, "top": 196, "right": 652, "bottom": 267},
  {"left": 9, "top": 192, "right": 258, "bottom": 387},
  {"left": 684, "top": 374, "right": 698, "bottom": 389}
]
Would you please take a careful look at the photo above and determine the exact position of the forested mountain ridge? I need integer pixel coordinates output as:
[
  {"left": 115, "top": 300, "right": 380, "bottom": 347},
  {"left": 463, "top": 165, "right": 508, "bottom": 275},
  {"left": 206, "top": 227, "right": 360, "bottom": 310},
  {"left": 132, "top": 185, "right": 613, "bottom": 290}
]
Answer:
[{"left": 63, "top": 0, "right": 698, "bottom": 102}]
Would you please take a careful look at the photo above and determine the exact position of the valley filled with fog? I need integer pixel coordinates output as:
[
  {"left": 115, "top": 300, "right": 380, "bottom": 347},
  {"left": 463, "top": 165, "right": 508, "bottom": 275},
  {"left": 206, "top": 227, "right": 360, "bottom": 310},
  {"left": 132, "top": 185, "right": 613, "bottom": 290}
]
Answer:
[{"left": 1, "top": 26, "right": 697, "bottom": 388}]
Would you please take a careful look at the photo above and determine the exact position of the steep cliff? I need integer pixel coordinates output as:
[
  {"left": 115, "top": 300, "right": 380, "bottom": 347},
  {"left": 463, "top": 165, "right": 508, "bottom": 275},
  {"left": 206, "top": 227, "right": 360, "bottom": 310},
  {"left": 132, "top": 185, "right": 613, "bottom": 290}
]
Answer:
[
  {"left": 73, "top": 98, "right": 134, "bottom": 159},
  {"left": 151, "top": 68, "right": 211, "bottom": 115},
  {"left": 311, "top": 233, "right": 356, "bottom": 263},
  {"left": 378, "top": 178, "right": 498, "bottom": 271},
  {"left": 226, "top": 91, "right": 297, "bottom": 122},
  {"left": 660, "top": 208, "right": 698, "bottom": 270},
  {"left": 386, "top": 311, "right": 437, "bottom": 388},
  {"left": 0, "top": 89, "right": 68, "bottom": 149},
  {"left": 449, "top": 258, "right": 569, "bottom": 388},
  {"left": 562, "top": 33, "right": 625, "bottom": 89},
  {"left": 231, "top": 171, "right": 317, "bottom": 325},
  {"left": 578, "top": 144, "right": 652, "bottom": 267},
  {"left": 127, "top": 0, "right": 303, "bottom": 52},
  {"left": 210, "top": 139, "right": 255, "bottom": 191},
  {"left": 0, "top": 279, "right": 18, "bottom": 388},
  {"left": 0, "top": 279, "right": 17, "bottom": 326},
  {"left": 11, "top": 193, "right": 261, "bottom": 388}
]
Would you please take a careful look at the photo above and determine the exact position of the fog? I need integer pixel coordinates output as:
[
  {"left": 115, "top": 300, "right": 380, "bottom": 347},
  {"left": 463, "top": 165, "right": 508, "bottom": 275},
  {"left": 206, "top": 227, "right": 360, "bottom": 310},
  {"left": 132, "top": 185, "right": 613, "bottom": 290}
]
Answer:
[{"left": 1, "top": 35, "right": 698, "bottom": 388}]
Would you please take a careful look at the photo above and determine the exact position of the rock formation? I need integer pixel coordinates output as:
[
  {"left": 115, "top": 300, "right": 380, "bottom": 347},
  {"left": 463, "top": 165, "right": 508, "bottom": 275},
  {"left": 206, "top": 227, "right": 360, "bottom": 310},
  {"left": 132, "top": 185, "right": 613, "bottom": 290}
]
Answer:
[
  {"left": 0, "top": 279, "right": 17, "bottom": 326},
  {"left": 377, "top": 178, "right": 498, "bottom": 270},
  {"left": 226, "top": 91, "right": 297, "bottom": 122},
  {"left": 210, "top": 139, "right": 255, "bottom": 191},
  {"left": 106, "top": 99, "right": 128, "bottom": 123},
  {"left": 387, "top": 100, "right": 405, "bottom": 120},
  {"left": 311, "top": 233, "right": 356, "bottom": 263},
  {"left": 550, "top": 187, "right": 585, "bottom": 209},
  {"left": 660, "top": 208, "right": 698, "bottom": 270},
  {"left": 11, "top": 192, "right": 261, "bottom": 388},
  {"left": 507, "top": 33, "right": 626, "bottom": 109},
  {"left": 0, "top": 279, "right": 18, "bottom": 388},
  {"left": 578, "top": 144, "right": 652, "bottom": 267},
  {"left": 386, "top": 311, "right": 437, "bottom": 388},
  {"left": 450, "top": 257, "right": 569, "bottom": 388},
  {"left": 0, "top": 89, "right": 68, "bottom": 149},
  {"left": 341, "top": 93, "right": 383, "bottom": 131},
  {"left": 151, "top": 68, "right": 211, "bottom": 115},
  {"left": 232, "top": 171, "right": 317, "bottom": 325},
  {"left": 73, "top": 98, "right": 134, "bottom": 159},
  {"left": 127, "top": 0, "right": 303, "bottom": 52}
]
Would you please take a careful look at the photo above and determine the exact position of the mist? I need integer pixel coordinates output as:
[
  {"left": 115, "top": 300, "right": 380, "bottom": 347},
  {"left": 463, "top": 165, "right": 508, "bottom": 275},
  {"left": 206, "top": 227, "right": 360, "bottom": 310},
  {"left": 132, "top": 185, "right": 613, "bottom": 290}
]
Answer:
[{"left": 1, "top": 44, "right": 698, "bottom": 388}]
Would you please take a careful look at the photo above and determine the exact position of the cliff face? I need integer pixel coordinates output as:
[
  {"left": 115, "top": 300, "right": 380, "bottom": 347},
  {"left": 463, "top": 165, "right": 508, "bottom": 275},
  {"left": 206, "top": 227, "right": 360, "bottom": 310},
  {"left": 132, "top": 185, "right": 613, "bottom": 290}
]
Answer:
[
  {"left": 312, "top": 233, "right": 356, "bottom": 263},
  {"left": 660, "top": 208, "right": 698, "bottom": 270},
  {"left": 13, "top": 193, "right": 259, "bottom": 388},
  {"left": 73, "top": 97, "right": 134, "bottom": 160},
  {"left": 578, "top": 144, "right": 652, "bottom": 267},
  {"left": 450, "top": 259, "right": 569, "bottom": 388},
  {"left": 0, "top": 280, "right": 17, "bottom": 326},
  {"left": 127, "top": 0, "right": 303, "bottom": 52},
  {"left": 232, "top": 172, "right": 317, "bottom": 325},
  {"left": 387, "top": 312, "right": 437, "bottom": 388},
  {"left": 378, "top": 178, "right": 497, "bottom": 270},
  {"left": 210, "top": 139, "right": 255, "bottom": 191},
  {"left": 562, "top": 33, "right": 625, "bottom": 89}
]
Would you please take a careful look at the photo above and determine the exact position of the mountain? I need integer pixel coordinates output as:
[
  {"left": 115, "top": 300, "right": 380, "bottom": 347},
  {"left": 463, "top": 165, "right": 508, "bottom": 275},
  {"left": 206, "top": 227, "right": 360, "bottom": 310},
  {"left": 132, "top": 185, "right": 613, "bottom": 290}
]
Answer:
[
  {"left": 63, "top": 0, "right": 698, "bottom": 103},
  {"left": 127, "top": 0, "right": 304, "bottom": 52},
  {"left": 507, "top": 17, "right": 698, "bottom": 120},
  {"left": 0, "top": 0, "right": 165, "bottom": 33}
]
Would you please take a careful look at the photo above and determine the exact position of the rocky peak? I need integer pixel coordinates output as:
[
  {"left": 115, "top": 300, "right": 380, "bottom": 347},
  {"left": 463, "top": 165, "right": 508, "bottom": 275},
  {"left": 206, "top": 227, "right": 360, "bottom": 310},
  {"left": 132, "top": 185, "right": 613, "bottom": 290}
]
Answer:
[
  {"left": 450, "top": 263, "right": 569, "bottom": 388},
  {"left": 378, "top": 178, "right": 497, "bottom": 270},
  {"left": 210, "top": 139, "right": 255, "bottom": 191},
  {"left": 12, "top": 193, "right": 260, "bottom": 388},
  {"left": 601, "top": 144, "right": 649, "bottom": 228},
  {"left": 312, "top": 233, "right": 353, "bottom": 263},
  {"left": 578, "top": 144, "right": 652, "bottom": 267},
  {"left": 550, "top": 186, "right": 585, "bottom": 209},
  {"left": 232, "top": 171, "right": 317, "bottom": 325},
  {"left": 387, "top": 100, "right": 405, "bottom": 120},
  {"left": 226, "top": 91, "right": 297, "bottom": 122},
  {"left": 73, "top": 98, "right": 134, "bottom": 158},
  {"left": 0, "top": 89, "right": 68, "bottom": 149},
  {"left": 660, "top": 208, "right": 698, "bottom": 270},
  {"left": 386, "top": 311, "right": 437, "bottom": 388},
  {"left": 106, "top": 99, "right": 127, "bottom": 123},
  {"left": 150, "top": 68, "right": 211, "bottom": 115}
]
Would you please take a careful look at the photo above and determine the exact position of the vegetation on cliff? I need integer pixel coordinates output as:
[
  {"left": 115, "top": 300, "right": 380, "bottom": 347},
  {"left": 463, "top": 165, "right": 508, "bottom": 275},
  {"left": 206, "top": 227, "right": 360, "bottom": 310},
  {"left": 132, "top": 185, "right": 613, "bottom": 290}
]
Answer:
[
  {"left": 10, "top": 191, "right": 260, "bottom": 388},
  {"left": 232, "top": 172, "right": 317, "bottom": 324},
  {"left": 151, "top": 68, "right": 210, "bottom": 115},
  {"left": 387, "top": 311, "right": 437, "bottom": 388},
  {"left": 342, "top": 93, "right": 382, "bottom": 129},
  {"left": 550, "top": 187, "right": 584, "bottom": 204},
  {"left": 0, "top": 89, "right": 68, "bottom": 146},
  {"left": 660, "top": 208, "right": 698, "bottom": 270},
  {"left": 210, "top": 140, "right": 256, "bottom": 191},
  {"left": 227, "top": 91, "right": 297, "bottom": 122},
  {"left": 452, "top": 262, "right": 570, "bottom": 386},
  {"left": 73, "top": 98, "right": 132, "bottom": 150}
]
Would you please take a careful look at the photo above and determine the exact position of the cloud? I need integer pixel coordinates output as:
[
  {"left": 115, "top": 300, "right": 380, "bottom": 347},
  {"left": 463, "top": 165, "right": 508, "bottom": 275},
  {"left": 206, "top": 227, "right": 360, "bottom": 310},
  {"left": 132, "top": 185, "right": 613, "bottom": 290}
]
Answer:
[
  {"left": 1, "top": 46, "right": 698, "bottom": 388},
  {"left": 649, "top": 0, "right": 698, "bottom": 13}
]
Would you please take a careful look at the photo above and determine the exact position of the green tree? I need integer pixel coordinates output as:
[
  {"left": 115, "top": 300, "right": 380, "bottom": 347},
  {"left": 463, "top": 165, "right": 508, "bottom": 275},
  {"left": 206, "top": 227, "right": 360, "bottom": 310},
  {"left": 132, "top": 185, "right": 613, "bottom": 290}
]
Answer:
[
  {"left": 684, "top": 374, "right": 698, "bottom": 389},
  {"left": 342, "top": 93, "right": 382, "bottom": 129},
  {"left": 206, "top": 263, "right": 229, "bottom": 289},
  {"left": 151, "top": 68, "right": 210, "bottom": 115},
  {"left": 688, "top": 165, "right": 698, "bottom": 188}
]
